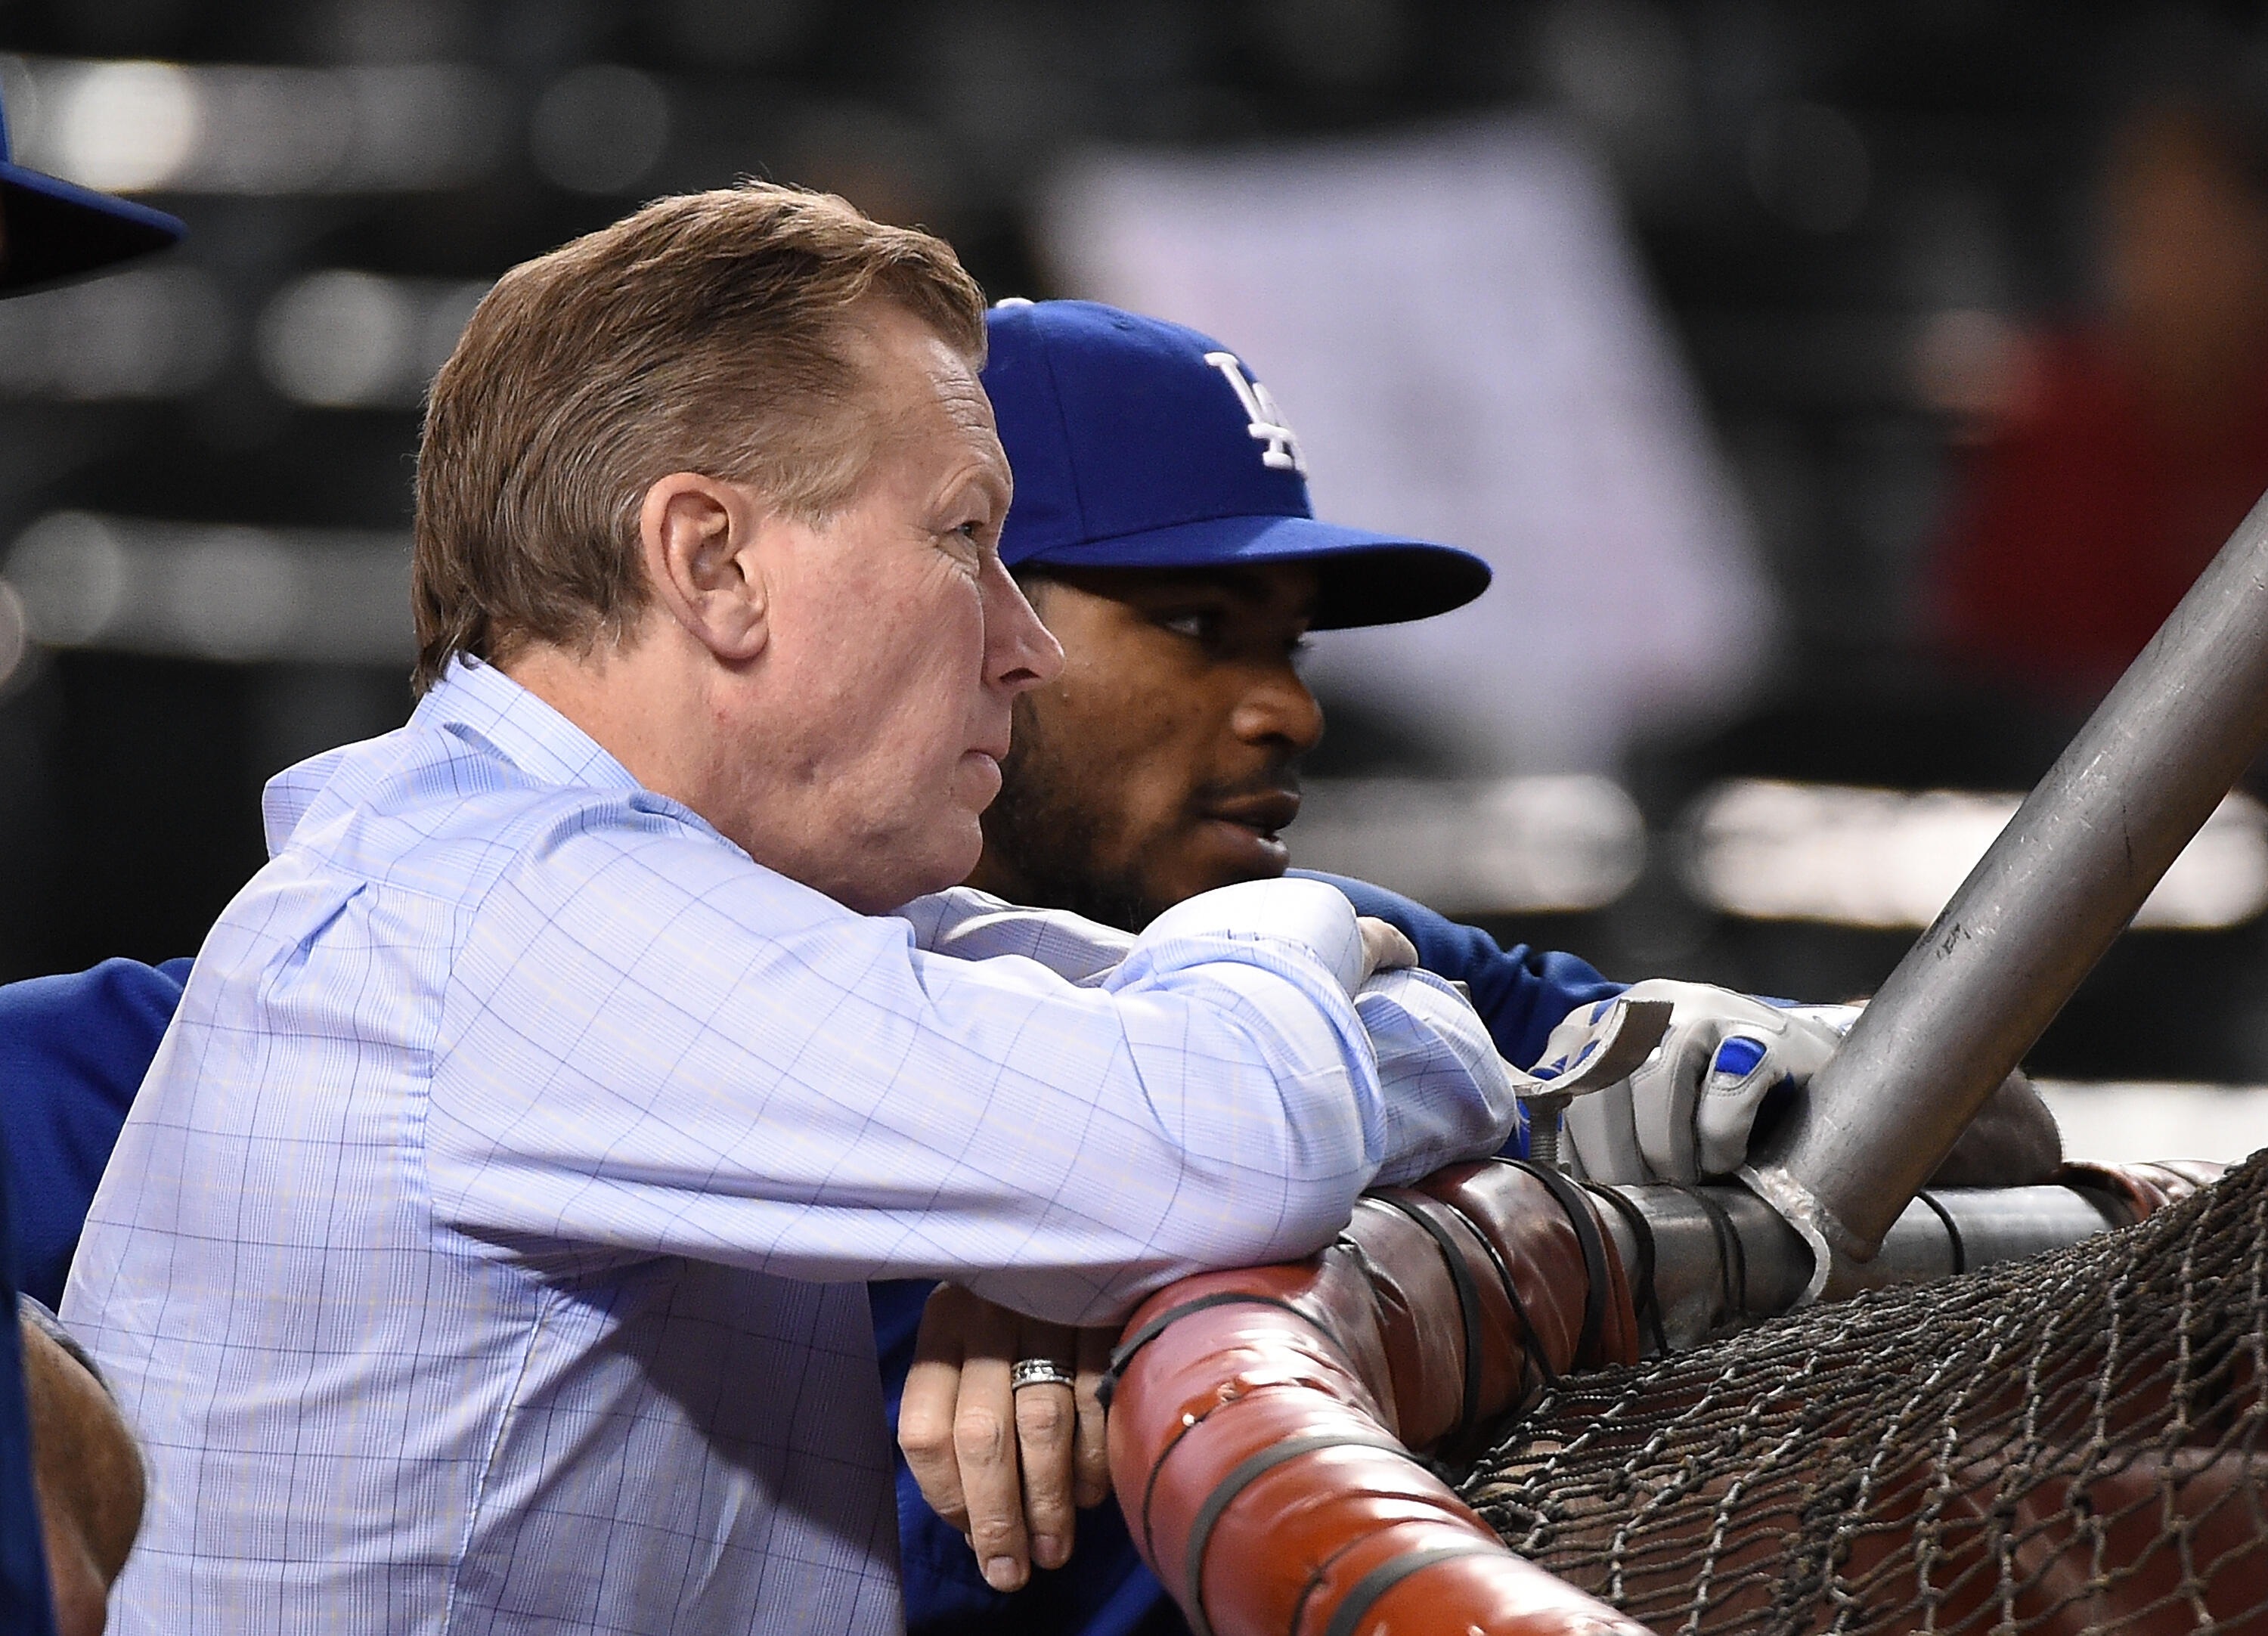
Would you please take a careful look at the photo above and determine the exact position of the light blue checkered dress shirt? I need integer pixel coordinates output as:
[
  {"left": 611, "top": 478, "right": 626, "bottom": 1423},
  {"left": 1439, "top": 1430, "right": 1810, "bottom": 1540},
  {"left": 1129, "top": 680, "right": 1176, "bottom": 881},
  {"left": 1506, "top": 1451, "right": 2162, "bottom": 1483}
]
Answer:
[{"left": 64, "top": 656, "right": 1515, "bottom": 1635}]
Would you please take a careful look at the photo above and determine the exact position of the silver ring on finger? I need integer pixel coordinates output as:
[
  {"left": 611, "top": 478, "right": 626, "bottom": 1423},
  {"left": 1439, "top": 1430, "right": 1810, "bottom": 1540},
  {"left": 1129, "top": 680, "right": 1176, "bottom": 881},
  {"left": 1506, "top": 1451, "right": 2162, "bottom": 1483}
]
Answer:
[{"left": 1009, "top": 1358, "right": 1074, "bottom": 1392}]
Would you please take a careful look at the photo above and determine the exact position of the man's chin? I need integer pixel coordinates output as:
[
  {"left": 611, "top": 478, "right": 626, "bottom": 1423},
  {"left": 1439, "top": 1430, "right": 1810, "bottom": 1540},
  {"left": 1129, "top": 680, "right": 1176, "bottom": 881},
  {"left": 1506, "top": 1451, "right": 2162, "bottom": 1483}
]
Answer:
[
  {"left": 930, "top": 823, "right": 989, "bottom": 899},
  {"left": 848, "top": 823, "right": 987, "bottom": 915}
]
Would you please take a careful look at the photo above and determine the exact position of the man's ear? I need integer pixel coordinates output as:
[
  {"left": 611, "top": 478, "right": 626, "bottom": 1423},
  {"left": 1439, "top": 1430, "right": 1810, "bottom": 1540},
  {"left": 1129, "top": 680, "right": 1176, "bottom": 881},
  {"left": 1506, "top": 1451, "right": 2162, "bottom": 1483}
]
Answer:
[{"left": 638, "top": 472, "right": 770, "bottom": 663}]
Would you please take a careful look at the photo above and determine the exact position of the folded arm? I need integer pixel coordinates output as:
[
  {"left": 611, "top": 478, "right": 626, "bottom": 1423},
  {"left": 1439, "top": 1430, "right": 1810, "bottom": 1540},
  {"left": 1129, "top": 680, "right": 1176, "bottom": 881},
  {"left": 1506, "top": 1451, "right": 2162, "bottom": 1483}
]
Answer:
[
  {"left": 894, "top": 886, "right": 1136, "bottom": 984},
  {"left": 427, "top": 831, "right": 1516, "bottom": 1325}
]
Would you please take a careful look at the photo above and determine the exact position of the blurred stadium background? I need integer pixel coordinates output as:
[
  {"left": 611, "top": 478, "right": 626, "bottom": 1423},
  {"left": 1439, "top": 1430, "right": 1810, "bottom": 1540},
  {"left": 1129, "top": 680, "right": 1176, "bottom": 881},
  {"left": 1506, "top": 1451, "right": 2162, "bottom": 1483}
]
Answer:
[{"left": 5, "top": 0, "right": 2268, "bottom": 1150}]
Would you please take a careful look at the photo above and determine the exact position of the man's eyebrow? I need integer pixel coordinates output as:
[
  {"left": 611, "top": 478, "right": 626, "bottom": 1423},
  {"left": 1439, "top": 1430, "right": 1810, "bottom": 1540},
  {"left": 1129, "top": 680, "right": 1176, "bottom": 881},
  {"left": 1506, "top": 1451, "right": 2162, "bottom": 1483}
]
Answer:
[{"left": 934, "top": 445, "right": 1011, "bottom": 516}]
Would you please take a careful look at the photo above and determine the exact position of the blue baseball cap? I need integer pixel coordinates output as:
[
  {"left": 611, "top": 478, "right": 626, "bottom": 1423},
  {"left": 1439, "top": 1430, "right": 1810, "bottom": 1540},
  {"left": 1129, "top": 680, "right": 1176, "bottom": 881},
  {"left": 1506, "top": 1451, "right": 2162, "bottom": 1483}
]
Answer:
[
  {"left": 983, "top": 299, "right": 1489, "bottom": 628},
  {"left": 0, "top": 85, "right": 184, "bottom": 293}
]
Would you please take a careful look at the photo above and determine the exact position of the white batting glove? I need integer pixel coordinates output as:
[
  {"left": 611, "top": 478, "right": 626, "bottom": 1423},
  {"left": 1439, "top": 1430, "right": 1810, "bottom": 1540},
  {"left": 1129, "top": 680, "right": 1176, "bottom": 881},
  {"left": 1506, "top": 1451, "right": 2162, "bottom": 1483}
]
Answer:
[{"left": 1551, "top": 980, "right": 1851, "bottom": 1184}]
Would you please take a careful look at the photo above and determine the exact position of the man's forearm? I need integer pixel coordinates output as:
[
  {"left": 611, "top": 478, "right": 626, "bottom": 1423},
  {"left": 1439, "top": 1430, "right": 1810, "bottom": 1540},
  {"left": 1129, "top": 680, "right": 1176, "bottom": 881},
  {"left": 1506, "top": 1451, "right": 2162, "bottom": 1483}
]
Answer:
[{"left": 435, "top": 873, "right": 1408, "bottom": 1326}]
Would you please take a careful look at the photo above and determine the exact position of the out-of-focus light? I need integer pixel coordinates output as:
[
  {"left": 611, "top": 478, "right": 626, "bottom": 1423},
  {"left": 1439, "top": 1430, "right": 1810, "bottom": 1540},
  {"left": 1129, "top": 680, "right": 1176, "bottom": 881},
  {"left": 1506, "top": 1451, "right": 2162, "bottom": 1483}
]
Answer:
[
  {"left": 0, "top": 268, "right": 231, "bottom": 400},
  {"left": 172, "top": 66, "right": 349, "bottom": 192},
  {"left": 256, "top": 271, "right": 489, "bottom": 408},
  {"left": 48, "top": 60, "right": 199, "bottom": 191},
  {"left": 336, "top": 65, "right": 503, "bottom": 191},
  {"left": 259, "top": 272, "right": 412, "bottom": 407},
  {"left": 2, "top": 513, "right": 412, "bottom": 665},
  {"left": 1683, "top": 779, "right": 2268, "bottom": 931},
  {"left": 1292, "top": 776, "right": 1647, "bottom": 915},
  {"left": 2034, "top": 1080, "right": 2268, "bottom": 1165},
  {"left": 168, "top": 530, "right": 308, "bottom": 659},
  {"left": 6, "top": 513, "right": 126, "bottom": 645},
  {"left": 530, "top": 66, "right": 671, "bottom": 194},
  {"left": 1911, "top": 307, "right": 2025, "bottom": 421},
  {"left": 0, "top": 581, "right": 29, "bottom": 694},
  {"left": 6, "top": 55, "right": 503, "bottom": 194}
]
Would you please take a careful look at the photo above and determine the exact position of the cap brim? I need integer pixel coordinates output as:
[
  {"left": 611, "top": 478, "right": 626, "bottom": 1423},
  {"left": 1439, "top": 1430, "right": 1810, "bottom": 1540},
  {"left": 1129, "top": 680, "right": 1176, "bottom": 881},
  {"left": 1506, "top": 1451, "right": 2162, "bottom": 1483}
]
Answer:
[
  {"left": 1009, "top": 513, "right": 1492, "bottom": 628},
  {"left": 0, "top": 164, "right": 184, "bottom": 293}
]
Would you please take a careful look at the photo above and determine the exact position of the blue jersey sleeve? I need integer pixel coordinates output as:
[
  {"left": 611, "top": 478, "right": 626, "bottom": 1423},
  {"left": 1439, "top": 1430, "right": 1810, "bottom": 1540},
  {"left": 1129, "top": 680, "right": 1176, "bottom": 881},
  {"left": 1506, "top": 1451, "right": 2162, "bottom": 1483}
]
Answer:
[
  {"left": 0, "top": 958, "right": 191, "bottom": 1309},
  {"left": 0, "top": 1138, "right": 59, "bottom": 1636},
  {"left": 1288, "top": 872, "right": 1625, "bottom": 1070}
]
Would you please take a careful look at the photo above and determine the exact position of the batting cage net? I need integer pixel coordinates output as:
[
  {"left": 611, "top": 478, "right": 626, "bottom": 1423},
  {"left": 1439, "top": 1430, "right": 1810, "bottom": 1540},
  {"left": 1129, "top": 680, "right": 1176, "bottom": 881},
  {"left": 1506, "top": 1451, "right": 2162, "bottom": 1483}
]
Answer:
[{"left": 1459, "top": 1150, "right": 2268, "bottom": 1635}]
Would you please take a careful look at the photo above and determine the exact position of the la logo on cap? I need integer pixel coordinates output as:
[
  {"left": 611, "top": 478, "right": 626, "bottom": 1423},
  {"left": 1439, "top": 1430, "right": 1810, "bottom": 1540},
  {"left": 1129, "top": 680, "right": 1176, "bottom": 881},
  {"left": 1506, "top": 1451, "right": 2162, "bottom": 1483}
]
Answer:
[{"left": 1201, "top": 351, "right": 1306, "bottom": 476}]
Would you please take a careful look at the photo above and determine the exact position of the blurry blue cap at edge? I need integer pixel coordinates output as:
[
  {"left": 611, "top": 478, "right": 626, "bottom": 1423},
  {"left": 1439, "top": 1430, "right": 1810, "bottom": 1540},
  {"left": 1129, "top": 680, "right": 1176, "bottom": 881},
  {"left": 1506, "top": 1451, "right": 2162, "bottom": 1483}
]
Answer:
[
  {"left": 982, "top": 297, "right": 1492, "bottom": 631},
  {"left": 0, "top": 82, "right": 184, "bottom": 293}
]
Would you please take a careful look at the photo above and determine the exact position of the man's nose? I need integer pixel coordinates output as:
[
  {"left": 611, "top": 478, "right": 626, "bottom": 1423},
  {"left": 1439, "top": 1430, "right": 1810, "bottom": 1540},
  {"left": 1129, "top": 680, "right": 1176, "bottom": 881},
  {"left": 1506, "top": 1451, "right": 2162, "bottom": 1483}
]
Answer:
[
  {"left": 1231, "top": 664, "right": 1325, "bottom": 753},
  {"left": 982, "top": 556, "right": 1064, "bottom": 693}
]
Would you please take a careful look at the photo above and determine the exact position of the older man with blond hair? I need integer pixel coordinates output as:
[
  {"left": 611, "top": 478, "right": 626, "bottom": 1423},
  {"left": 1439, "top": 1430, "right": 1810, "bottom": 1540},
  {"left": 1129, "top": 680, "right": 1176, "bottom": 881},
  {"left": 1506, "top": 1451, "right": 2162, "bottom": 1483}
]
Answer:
[{"left": 64, "top": 185, "right": 1520, "bottom": 1634}]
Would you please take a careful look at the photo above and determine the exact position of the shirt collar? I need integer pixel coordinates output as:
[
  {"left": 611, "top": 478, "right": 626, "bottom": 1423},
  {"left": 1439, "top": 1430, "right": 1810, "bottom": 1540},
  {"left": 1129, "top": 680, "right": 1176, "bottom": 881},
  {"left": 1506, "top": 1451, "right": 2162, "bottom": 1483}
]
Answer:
[{"left": 414, "top": 655, "right": 643, "bottom": 794}]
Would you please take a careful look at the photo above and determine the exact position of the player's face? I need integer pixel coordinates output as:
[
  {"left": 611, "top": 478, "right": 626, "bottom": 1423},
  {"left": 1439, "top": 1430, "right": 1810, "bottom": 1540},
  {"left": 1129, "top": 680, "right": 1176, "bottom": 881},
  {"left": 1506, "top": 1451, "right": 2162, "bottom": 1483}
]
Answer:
[{"left": 969, "top": 562, "right": 1324, "bottom": 930}]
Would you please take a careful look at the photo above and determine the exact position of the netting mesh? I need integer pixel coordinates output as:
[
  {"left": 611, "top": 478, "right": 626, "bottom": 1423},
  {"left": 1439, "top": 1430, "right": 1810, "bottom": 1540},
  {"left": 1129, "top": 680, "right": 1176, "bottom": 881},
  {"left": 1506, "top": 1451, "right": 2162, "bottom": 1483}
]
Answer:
[{"left": 1458, "top": 1151, "right": 2268, "bottom": 1636}]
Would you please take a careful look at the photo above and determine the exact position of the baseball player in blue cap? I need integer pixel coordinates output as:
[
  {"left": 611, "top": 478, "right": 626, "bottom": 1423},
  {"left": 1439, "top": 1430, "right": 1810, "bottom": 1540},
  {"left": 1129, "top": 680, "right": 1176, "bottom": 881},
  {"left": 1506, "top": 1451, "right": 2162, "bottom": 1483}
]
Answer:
[
  {"left": 878, "top": 299, "right": 2063, "bottom": 1636},
  {"left": 0, "top": 81, "right": 182, "bottom": 1636}
]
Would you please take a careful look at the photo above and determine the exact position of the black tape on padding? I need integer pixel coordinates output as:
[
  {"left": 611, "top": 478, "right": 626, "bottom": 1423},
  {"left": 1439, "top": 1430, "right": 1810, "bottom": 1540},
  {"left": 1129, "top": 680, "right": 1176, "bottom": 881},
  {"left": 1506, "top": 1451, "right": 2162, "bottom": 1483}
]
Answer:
[
  {"left": 1103, "top": 1291, "right": 1328, "bottom": 1413},
  {"left": 1179, "top": 1429, "right": 1410, "bottom": 1636},
  {"left": 1114, "top": 1290, "right": 1359, "bottom": 1564},
  {"left": 1448, "top": 1185, "right": 1563, "bottom": 1393},
  {"left": 1365, "top": 1192, "right": 1485, "bottom": 1447},
  {"left": 1318, "top": 1541, "right": 1512, "bottom": 1636},
  {"left": 1585, "top": 1181, "right": 1668, "bottom": 1358},
  {"left": 1916, "top": 1189, "right": 1968, "bottom": 1275},
  {"left": 1496, "top": 1158, "right": 1612, "bottom": 1366},
  {"left": 1681, "top": 1182, "right": 1749, "bottom": 1322}
]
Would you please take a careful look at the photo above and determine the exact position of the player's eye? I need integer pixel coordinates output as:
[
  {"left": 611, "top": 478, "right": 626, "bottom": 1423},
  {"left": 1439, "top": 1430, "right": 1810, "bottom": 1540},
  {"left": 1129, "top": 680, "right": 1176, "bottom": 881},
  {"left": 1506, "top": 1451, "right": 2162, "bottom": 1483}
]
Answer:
[{"left": 1160, "top": 609, "right": 1220, "bottom": 642}]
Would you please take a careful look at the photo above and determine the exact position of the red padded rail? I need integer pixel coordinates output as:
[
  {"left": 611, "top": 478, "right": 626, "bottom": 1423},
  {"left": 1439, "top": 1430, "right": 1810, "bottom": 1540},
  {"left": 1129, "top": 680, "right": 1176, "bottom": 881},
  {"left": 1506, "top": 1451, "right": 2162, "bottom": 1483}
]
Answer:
[
  {"left": 1105, "top": 1160, "right": 1646, "bottom": 1636},
  {"left": 1105, "top": 1157, "right": 2225, "bottom": 1636}
]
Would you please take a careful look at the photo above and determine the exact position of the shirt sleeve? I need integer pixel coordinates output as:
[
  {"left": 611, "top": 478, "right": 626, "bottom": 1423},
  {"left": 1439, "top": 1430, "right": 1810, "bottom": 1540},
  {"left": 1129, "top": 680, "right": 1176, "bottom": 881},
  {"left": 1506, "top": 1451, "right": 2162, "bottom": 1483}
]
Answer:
[
  {"left": 1355, "top": 967, "right": 1521, "bottom": 1185},
  {"left": 892, "top": 886, "right": 1135, "bottom": 984},
  {"left": 1290, "top": 870, "right": 1625, "bottom": 1070},
  {"left": 424, "top": 829, "right": 1517, "bottom": 1325}
]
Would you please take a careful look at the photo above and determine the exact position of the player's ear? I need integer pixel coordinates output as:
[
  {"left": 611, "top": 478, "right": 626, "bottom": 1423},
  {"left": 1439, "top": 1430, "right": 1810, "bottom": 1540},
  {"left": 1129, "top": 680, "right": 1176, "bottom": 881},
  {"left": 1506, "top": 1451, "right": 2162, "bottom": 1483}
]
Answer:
[{"left": 638, "top": 473, "right": 769, "bottom": 662}]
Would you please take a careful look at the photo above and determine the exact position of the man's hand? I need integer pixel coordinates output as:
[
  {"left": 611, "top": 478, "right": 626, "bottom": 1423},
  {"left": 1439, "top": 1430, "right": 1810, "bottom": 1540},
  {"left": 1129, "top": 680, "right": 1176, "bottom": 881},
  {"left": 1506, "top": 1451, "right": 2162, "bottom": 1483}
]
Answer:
[
  {"left": 898, "top": 1284, "right": 1111, "bottom": 1594},
  {"left": 21, "top": 1311, "right": 145, "bottom": 1636},
  {"left": 1356, "top": 916, "right": 1418, "bottom": 984},
  {"left": 1552, "top": 984, "right": 2065, "bottom": 1187},
  {"left": 1555, "top": 980, "right": 1844, "bottom": 1183}
]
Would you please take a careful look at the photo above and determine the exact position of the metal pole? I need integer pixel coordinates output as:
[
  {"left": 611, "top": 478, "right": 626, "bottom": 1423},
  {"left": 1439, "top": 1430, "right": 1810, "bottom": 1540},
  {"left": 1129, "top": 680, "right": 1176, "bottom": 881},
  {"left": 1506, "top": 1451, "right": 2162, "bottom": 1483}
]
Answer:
[
  {"left": 1741, "top": 488, "right": 2268, "bottom": 1300},
  {"left": 1598, "top": 1182, "right": 2135, "bottom": 1351}
]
